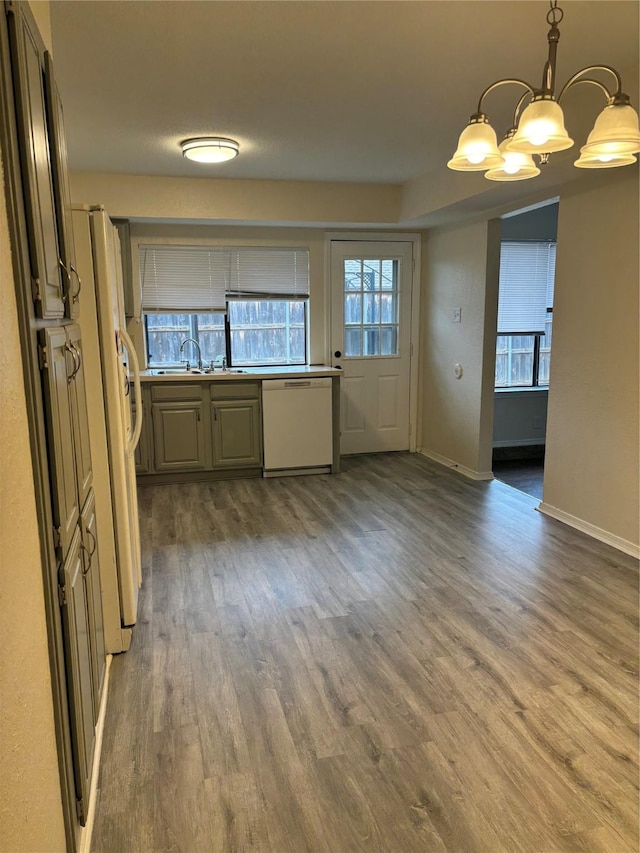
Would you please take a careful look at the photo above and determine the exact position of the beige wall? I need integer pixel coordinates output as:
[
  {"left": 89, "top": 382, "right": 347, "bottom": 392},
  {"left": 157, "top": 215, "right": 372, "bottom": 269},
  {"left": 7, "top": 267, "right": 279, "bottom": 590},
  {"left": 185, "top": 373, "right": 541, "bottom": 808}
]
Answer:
[
  {"left": 71, "top": 171, "right": 402, "bottom": 227},
  {"left": 0, "top": 157, "right": 66, "bottom": 851},
  {"left": 493, "top": 390, "right": 548, "bottom": 447},
  {"left": 419, "top": 218, "right": 500, "bottom": 477},
  {"left": 543, "top": 171, "right": 639, "bottom": 550}
]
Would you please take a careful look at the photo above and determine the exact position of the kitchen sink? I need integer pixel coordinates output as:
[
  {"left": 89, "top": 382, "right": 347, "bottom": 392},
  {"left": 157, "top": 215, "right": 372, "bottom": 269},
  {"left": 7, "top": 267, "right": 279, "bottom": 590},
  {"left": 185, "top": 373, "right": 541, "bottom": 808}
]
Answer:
[{"left": 149, "top": 368, "right": 250, "bottom": 375}]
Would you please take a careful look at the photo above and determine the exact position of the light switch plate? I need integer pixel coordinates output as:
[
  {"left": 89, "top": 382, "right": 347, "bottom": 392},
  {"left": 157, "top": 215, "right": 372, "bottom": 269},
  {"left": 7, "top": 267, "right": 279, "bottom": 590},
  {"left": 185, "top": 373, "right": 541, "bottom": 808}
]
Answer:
[{"left": 452, "top": 307, "right": 462, "bottom": 323}]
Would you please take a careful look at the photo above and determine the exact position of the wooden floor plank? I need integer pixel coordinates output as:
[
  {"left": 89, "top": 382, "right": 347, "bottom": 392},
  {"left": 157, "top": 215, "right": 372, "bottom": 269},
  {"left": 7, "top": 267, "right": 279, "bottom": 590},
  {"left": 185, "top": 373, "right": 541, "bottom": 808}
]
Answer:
[{"left": 91, "top": 452, "right": 639, "bottom": 852}]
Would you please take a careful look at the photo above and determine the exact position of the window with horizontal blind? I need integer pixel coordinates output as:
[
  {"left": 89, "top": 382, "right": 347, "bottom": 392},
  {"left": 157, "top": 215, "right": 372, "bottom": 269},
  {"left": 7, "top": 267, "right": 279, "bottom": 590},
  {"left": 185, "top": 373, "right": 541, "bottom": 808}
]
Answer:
[
  {"left": 140, "top": 244, "right": 310, "bottom": 367},
  {"left": 228, "top": 247, "right": 310, "bottom": 299},
  {"left": 140, "top": 245, "right": 228, "bottom": 312},
  {"left": 497, "top": 241, "right": 556, "bottom": 335},
  {"left": 495, "top": 241, "right": 556, "bottom": 388}
]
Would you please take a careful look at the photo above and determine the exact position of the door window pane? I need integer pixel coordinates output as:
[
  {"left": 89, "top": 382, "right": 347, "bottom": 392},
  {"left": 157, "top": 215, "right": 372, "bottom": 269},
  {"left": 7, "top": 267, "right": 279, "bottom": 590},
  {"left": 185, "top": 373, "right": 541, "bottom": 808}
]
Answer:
[
  {"left": 345, "top": 327, "right": 361, "bottom": 357},
  {"left": 342, "top": 258, "right": 400, "bottom": 358},
  {"left": 381, "top": 326, "right": 398, "bottom": 356},
  {"left": 344, "top": 293, "right": 361, "bottom": 324},
  {"left": 363, "top": 293, "right": 380, "bottom": 324},
  {"left": 363, "top": 326, "right": 379, "bottom": 356},
  {"left": 381, "top": 293, "right": 397, "bottom": 324}
]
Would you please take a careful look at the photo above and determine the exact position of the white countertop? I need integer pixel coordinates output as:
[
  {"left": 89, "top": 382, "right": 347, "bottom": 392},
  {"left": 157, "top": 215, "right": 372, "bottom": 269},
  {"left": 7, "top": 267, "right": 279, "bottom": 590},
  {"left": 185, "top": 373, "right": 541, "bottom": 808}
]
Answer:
[{"left": 140, "top": 365, "right": 342, "bottom": 382}]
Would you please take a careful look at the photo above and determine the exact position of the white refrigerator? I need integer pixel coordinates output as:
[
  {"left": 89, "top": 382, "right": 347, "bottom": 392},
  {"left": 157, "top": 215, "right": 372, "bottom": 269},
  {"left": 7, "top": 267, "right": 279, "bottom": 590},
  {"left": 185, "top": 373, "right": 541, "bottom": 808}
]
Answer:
[{"left": 73, "top": 205, "right": 143, "bottom": 653}]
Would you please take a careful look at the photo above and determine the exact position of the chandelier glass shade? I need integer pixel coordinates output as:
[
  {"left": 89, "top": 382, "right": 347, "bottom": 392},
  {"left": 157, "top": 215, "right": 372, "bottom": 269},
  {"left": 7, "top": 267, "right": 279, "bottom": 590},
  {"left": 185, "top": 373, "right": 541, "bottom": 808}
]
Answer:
[
  {"left": 508, "top": 98, "right": 573, "bottom": 154},
  {"left": 447, "top": 1, "right": 640, "bottom": 181},
  {"left": 485, "top": 132, "right": 541, "bottom": 182},
  {"left": 447, "top": 117, "right": 503, "bottom": 171}
]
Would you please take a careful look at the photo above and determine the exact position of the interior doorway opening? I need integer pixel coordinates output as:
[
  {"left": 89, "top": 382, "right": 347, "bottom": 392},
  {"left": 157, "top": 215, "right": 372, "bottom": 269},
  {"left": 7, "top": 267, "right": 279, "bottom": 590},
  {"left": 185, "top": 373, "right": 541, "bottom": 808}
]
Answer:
[{"left": 492, "top": 200, "right": 559, "bottom": 500}]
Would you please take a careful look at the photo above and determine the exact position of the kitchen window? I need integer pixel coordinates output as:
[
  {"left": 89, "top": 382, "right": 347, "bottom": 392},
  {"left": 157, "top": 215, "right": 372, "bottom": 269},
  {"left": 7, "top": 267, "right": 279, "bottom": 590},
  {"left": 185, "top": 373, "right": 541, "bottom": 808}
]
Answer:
[
  {"left": 495, "top": 241, "right": 556, "bottom": 388},
  {"left": 140, "top": 245, "right": 309, "bottom": 366}
]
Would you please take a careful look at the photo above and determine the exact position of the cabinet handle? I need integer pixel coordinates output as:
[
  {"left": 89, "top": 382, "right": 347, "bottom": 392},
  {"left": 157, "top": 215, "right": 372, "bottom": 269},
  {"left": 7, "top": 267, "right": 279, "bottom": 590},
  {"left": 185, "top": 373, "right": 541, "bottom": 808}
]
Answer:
[
  {"left": 87, "top": 527, "right": 97, "bottom": 558},
  {"left": 64, "top": 342, "right": 79, "bottom": 382},
  {"left": 70, "top": 264, "right": 82, "bottom": 303},
  {"left": 197, "top": 408, "right": 201, "bottom": 421},
  {"left": 59, "top": 261, "right": 82, "bottom": 305},
  {"left": 70, "top": 342, "right": 81, "bottom": 380},
  {"left": 81, "top": 542, "right": 92, "bottom": 576},
  {"left": 212, "top": 407, "right": 217, "bottom": 421}
]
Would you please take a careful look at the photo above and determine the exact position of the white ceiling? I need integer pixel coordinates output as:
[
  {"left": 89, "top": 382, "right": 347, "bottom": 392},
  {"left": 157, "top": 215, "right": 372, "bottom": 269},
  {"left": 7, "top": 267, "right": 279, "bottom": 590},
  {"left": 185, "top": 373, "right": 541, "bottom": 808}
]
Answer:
[{"left": 50, "top": 1, "right": 639, "bottom": 217}]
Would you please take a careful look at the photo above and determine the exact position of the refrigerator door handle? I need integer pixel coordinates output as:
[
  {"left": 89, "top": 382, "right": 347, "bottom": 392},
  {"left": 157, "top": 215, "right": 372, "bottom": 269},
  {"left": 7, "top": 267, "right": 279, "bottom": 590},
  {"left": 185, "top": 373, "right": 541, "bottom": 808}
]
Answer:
[{"left": 120, "top": 327, "right": 143, "bottom": 454}]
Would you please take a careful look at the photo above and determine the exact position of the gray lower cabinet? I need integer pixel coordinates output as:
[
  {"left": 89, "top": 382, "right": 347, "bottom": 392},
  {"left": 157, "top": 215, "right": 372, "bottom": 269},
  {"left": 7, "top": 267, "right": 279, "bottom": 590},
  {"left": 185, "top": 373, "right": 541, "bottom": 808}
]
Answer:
[
  {"left": 130, "top": 384, "right": 151, "bottom": 474},
  {"left": 152, "top": 399, "right": 207, "bottom": 471},
  {"left": 59, "top": 524, "right": 95, "bottom": 826},
  {"left": 211, "top": 399, "right": 262, "bottom": 468},
  {"left": 140, "top": 380, "right": 263, "bottom": 480},
  {"left": 81, "top": 490, "right": 105, "bottom": 721}
]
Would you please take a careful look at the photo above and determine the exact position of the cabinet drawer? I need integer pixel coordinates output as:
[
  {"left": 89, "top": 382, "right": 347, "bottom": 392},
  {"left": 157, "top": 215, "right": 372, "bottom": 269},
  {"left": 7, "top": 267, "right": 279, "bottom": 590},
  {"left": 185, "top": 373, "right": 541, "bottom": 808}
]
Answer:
[
  {"left": 151, "top": 383, "right": 203, "bottom": 402},
  {"left": 210, "top": 381, "right": 260, "bottom": 400}
]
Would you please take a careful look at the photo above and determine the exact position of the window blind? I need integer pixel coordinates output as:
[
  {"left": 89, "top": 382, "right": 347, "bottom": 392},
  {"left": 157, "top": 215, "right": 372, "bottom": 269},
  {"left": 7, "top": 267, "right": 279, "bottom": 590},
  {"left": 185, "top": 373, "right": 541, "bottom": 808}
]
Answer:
[
  {"left": 228, "top": 247, "right": 310, "bottom": 299},
  {"left": 497, "top": 241, "right": 557, "bottom": 335},
  {"left": 139, "top": 245, "right": 228, "bottom": 312}
]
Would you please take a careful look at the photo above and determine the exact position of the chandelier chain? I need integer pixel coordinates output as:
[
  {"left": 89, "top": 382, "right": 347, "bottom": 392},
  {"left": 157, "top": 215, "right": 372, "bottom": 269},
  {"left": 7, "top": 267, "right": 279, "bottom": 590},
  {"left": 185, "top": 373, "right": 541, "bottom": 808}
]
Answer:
[{"left": 547, "top": 2, "right": 563, "bottom": 26}]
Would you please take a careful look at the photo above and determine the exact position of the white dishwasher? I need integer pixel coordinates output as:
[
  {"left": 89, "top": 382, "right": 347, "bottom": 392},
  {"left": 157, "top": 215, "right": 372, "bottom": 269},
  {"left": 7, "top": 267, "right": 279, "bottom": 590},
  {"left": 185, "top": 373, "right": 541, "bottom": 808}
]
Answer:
[{"left": 262, "top": 378, "right": 333, "bottom": 476}]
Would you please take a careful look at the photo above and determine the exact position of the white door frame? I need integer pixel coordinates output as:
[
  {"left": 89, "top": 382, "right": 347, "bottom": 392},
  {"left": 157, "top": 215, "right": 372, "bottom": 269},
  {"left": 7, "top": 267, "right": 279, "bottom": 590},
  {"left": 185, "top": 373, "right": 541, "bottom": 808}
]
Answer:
[{"left": 324, "top": 232, "right": 421, "bottom": 453}]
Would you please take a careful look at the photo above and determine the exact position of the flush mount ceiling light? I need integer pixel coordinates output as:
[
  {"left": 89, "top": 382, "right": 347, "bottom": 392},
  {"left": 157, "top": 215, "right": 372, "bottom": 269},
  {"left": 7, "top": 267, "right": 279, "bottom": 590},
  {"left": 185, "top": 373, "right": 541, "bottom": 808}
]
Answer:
[
  {"left": 181, "top": 137, "right": 239, "bottom": 164},
  {"left": 448, "top": 1, "right": 640, "bottom": 181}
]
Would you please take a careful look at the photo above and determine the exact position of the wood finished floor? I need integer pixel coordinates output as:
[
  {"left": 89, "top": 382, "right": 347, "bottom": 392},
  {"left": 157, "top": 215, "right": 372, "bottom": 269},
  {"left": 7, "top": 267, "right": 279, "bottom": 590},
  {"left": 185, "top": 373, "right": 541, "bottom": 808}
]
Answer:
[
  {"left": 492, "top": 460, "right": 544, "bottom": 501},
  {"left": 92, "top": 453, "right": 639, "bottom": 853}
]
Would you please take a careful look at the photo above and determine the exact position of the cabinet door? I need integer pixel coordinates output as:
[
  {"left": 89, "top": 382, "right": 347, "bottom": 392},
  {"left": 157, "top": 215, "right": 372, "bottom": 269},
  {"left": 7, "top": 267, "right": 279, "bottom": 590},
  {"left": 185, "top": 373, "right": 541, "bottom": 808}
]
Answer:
[
  {"left": 7, "top": 2, "right": 64, "bottom": 318},
  {"left": 80, "top": 491, "right": 105, "bottom": 722},
  {"left": 112, "top": 219, "right": 134, "bottom": 318},
  {"left": 152, "top": 400, "right": 206, "bottom": 471},
  {"left": 211, "top": 399, "right": 262, "bottom": 468},
  {"left": 66, "top": 325, "right": 93, "bottom": 508},
  {"left": 44, "top": 51, "right": 79, "bottom": 317},
  {"left": 59, "top": 526, "right": 95, "bottom": 826},
  {"left": 40, "top": 327, "right": 79, "bottom": 557}
]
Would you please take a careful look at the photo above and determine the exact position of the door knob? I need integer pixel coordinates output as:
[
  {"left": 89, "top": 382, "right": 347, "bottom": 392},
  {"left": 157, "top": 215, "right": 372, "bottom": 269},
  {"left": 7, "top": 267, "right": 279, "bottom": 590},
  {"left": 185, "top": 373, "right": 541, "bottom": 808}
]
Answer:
[{"left": 334, "top": 350, "right": 342, "bottom": 358}]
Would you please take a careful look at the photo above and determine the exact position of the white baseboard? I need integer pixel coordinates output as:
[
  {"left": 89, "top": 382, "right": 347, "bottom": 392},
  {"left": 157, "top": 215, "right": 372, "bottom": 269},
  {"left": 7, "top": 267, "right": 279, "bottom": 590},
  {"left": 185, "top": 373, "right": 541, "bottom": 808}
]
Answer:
[
  {"left": 418, "top": 448, "right": 494, "bottom": 481},
  {"left": 538, "top": 502, "right": 640, "bottom": 559},
  {"left": 78, "top": 654, "right": 112, "bottom": 853}
]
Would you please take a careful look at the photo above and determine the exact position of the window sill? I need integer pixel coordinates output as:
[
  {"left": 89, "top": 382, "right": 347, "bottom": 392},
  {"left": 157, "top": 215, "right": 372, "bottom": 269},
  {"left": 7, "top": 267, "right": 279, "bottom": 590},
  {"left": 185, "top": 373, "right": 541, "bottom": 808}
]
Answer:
[{"left": 494, "top": 387, "right": 549, "bottom": 396}]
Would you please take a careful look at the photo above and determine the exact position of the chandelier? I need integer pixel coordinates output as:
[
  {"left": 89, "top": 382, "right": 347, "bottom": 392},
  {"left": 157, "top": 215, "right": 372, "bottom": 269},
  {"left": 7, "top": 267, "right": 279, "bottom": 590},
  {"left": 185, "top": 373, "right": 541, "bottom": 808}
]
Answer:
[{"left": 447, "top": 1, "right": 640, "bottom": 181}]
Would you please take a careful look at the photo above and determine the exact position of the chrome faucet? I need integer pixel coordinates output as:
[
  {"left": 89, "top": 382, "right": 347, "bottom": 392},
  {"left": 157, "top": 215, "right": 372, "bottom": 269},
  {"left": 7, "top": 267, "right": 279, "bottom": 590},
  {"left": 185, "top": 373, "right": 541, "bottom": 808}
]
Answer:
[{"left": 179, "top": 338, "right": 203, "bottom": 370}]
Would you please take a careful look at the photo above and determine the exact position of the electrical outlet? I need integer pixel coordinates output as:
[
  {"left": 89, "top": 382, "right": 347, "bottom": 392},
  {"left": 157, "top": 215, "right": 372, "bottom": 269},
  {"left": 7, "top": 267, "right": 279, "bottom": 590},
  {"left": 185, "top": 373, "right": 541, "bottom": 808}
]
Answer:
[{"left": 452, "top": 307, "right": 462, "bottom": 323}]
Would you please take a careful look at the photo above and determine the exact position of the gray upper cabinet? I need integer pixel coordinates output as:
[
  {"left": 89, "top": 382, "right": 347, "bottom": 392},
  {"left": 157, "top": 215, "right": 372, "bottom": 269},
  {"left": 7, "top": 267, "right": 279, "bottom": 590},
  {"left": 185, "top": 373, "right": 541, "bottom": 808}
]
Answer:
[
  {"left": 7, "top": 1, "right": 64, "bottom": 318},
  {"left": 43, "top": 51, "right": 79, "bottom": 318},
  {"left": 59, "top": 526, "right": 95, "bottom": 826},
  {"left": 112, "top": 219, "right": 134, "bottom": 318},
  {"left": 66, "top": 324, "right": 93, "bottom": 509},
  {"left": 39, "top": 326, "right": 79, "bottom": 557}
]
